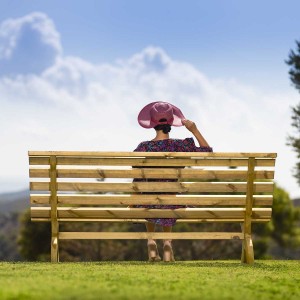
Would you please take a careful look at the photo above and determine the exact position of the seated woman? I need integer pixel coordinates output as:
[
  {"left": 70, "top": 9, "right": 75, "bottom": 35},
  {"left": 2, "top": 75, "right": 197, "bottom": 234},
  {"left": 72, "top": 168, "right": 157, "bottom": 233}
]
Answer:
[{"left": 133, "top": 101, "right": 213, "bottom": 262}]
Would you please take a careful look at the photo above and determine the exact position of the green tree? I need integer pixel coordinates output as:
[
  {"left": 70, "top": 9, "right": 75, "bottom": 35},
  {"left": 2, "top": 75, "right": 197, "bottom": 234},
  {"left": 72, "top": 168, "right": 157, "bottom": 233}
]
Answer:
[
  {"left": 286, "top": 41, "right": 300, "bottom": 91},
  {"left": 286, "top": 41, "right": 300, "bottom": 185},
  {"left": 286, "top": 104, "right": 300, "bottom": 185},
  {"left": 253, "top": 184, "right": 300, "bottom": 259},
  {"left": 18, "top": 210, "right": 51, "bottom": 261},
  {"left": 0, "top": 212, "right": 22, "bottom": 260},
  {"left": 270, "top": 185, "right": 300, "bottom": 249}
]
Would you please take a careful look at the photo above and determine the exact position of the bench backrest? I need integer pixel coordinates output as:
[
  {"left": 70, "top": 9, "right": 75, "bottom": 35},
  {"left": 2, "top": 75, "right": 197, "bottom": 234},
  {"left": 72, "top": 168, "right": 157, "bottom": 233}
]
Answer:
[{"left": 29, "top": 151, "right": 276, "bottom": 223}]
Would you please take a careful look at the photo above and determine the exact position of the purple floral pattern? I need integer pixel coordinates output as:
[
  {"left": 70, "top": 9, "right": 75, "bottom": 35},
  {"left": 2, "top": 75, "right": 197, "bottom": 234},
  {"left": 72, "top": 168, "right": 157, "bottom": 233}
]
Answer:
[{"left": 133, "top": 138, "right": 213, "bottom": 226}]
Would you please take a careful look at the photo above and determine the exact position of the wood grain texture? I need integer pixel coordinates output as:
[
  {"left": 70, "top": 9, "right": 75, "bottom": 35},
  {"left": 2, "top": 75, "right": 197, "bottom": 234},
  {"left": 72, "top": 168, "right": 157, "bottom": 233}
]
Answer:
[
  {"left": 29, "top": 168, "right": 275, "bottom": 180},
  {"left": 30, "top": 194, "right": 273, "bottom": 206},
  {"left": 31, "top": 207, "right": 272, "bottom": 219},
  {"left": 28, "top": 151, "right": 277, "bottom": 158},
  {"left": 30, "top": 217, "right": 271, "bottom": 223},
  {"left": 29, "top": 156, "right": 275, "bottom": 167},
  {"left": 30, "top": 181, "right": 274, "bottom": 193},
  {"left": 49, "top": 156, "right": 59, "bottom": 263},
  {"left": 58, "top": 232, "right": 244, "bottom": 240}
]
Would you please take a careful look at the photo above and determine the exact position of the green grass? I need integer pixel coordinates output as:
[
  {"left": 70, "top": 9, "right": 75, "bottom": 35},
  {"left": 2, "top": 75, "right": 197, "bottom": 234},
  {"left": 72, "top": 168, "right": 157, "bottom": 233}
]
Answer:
[{"left": 0, "top": 261, "right": 300, "bottom": 300}]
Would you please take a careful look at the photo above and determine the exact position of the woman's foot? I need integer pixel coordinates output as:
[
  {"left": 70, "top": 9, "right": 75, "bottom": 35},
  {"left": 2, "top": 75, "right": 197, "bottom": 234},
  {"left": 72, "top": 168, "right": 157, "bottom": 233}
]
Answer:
[
  {"left": 147, "top": 240, "right": 161, "bottom": 262},
  {"left": 163, "top": 240, "right": 175, "bottom": 262}
]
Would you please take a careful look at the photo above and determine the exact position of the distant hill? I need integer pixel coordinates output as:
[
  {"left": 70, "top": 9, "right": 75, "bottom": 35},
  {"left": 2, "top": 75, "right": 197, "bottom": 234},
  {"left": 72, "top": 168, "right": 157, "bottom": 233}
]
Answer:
[
  {"left": 0, "top": 190, "right": 29, "bottom": 203},
  {"left": 0, "top": 189, "right": 29, "bottom": 213}
]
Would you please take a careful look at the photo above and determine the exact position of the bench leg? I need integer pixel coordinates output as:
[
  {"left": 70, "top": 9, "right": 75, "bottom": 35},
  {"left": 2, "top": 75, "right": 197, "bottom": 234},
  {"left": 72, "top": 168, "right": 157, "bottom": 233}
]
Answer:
[
  {"left": 51, "top": 221, "right": 59, "bottom": 262},
  {"left": 241, "top": 224, "right": 254, "bottom": 264},
  {"left": 51, "top": 236, "right": 59, "bottom": 262},
  {"left": 241, "top": 235, "right": 254, "bottom": 264}
]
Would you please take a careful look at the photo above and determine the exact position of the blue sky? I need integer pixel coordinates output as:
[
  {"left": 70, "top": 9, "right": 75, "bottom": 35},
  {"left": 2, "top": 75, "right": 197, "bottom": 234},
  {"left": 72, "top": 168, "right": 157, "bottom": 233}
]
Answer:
[
  {"left": 1, "top": 0, "right": 299, "bottom": 89},
  {"left": 0, "top": 0, "right": 300, "bottom": 198}
]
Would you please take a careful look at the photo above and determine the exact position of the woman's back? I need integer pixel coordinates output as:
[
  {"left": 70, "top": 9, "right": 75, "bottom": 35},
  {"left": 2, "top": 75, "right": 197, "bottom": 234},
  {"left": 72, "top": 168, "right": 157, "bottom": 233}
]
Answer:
[{"left": 134, "top": 137, "right": 212, "bottom": 152}]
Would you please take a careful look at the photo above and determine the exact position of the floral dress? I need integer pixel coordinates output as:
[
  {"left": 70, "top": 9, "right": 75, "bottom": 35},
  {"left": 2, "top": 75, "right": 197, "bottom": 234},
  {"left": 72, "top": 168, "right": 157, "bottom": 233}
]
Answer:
[{"left": 133, "top": 138, "right": 213, "bottom": 226}]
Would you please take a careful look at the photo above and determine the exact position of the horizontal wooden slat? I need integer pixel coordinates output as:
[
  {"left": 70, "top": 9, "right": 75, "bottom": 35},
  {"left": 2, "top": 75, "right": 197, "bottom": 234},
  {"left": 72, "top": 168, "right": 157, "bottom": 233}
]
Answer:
[
  {"left": 28, "top": 151, "right": 277, "bottom": 158},
  {"left": 30, "top": 181, "right": 274, "bottom": 193},
  {"left": 31, "top": 207, "right": 272, "bottom": 219},
  {"left": 30, "top": 194, "right": 273, "bottom": 206},
  {"left": 29, "top": 157, "right": 50, "bottom": 165},
  {"left": 29, "top": 168, "right": 275, "bottom": 180},
  {"left": 29, "top": 157, "right": 275, "bottom": 167},
  {"left": 31, "top": 218, "right": 271, "bottom": 223},
  {"left": 58, "top": 232, "right": 244, "bottom": 240}
]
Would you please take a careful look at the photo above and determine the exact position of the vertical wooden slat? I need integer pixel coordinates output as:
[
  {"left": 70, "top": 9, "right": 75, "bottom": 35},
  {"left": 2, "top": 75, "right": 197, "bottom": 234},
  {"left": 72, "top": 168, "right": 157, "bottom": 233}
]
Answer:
[
  {"left": 50, "top": 155, "right": 59, "bottom": 263},
  {"left": 242, "top": 157, "right": 255, "bottom": 264}
]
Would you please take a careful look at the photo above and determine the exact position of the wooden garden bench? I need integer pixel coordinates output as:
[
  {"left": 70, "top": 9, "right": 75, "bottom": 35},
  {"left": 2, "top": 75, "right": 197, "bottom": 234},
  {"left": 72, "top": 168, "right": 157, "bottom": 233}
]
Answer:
[{"left": 28, "top": 151, "right": 276, "bottom": 264}]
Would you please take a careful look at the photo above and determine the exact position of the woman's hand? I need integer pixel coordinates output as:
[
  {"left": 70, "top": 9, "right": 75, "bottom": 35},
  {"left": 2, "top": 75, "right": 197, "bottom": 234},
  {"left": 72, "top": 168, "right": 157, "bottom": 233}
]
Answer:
[
  {"left": 182, "top": 119, "right": 197, "bottom": 133},
  {"left": 182, "top": 119, "right": 211, "bottom": 148}
]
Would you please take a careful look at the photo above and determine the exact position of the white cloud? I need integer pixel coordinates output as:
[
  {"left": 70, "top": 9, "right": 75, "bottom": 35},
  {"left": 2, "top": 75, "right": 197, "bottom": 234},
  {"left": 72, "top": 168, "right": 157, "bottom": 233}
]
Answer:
[
  {"left": 0, "top": 12, "right": 62, "bottom": 75},
  {"left": 0, "top": 13, "right": 299, "bottom": 199}
]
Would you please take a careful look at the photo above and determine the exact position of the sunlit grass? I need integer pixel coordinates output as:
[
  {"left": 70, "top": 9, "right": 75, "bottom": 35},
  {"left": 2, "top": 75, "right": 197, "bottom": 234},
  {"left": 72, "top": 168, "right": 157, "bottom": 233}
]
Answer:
[{"left": 0, "top": 260, "right": 299, "bottom": 300}]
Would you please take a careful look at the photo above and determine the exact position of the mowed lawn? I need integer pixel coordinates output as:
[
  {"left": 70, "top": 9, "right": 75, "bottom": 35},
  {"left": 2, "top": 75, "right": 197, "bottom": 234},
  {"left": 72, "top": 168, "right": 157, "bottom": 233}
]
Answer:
[{"left": 0, "top": 260, "right": 299, "bottom": 300}]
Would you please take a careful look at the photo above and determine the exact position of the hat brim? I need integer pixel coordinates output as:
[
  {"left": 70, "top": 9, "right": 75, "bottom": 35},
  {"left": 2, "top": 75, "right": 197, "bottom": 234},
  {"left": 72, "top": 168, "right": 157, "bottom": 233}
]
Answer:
[{"left": 138, "top": 101, "right": 186, "bottom": 128}]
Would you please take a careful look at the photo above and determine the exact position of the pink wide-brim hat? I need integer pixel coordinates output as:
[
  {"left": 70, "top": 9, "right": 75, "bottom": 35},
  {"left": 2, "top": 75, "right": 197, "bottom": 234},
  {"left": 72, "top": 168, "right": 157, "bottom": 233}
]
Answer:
[{"left": 138, "top": 101, "right": 186, "bottom": 128}]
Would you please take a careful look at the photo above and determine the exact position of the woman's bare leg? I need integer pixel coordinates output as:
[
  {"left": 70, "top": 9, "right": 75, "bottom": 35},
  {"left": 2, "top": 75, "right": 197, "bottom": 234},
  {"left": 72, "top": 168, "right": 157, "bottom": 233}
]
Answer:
[
  {"left": 162, "top": 225, "right": 175, "bottom": 262},
  {"left": 146, "top": 222, "right": 161, "bottom": 261},
  {"left": 146, "top": 222, "right": 156, "bottom": 235}
]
